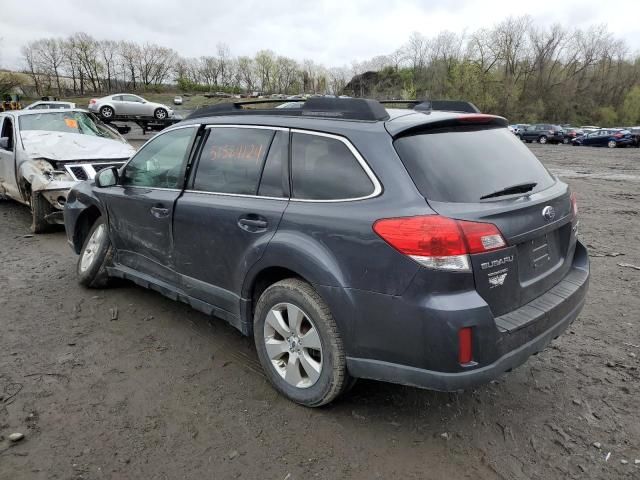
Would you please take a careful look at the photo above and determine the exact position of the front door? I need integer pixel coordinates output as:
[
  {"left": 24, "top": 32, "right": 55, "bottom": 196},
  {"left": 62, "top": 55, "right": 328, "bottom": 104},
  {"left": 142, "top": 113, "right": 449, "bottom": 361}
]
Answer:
[
  {"left": 96, "top": 125, "right": 199, "bottom": 282},
  {"left": 172, "top": 126, "right": 290, "bottom": 314},
  {"left": 0, "top": 116, "right": 21, "bottom": 201}
]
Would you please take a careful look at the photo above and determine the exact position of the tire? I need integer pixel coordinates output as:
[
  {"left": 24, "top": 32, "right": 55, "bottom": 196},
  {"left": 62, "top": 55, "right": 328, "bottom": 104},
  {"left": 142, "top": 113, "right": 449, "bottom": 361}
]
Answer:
[
  {"left": 77, "top": 217, "right": 113, "bottom": 288},
  {"left": 30, "top": 192, "right": 53, "bottom": 234},
  {"left": 538, "top": 135, "right": 548, "bottom": 144},
  {"left": 563, "top": 137, "right": 570, "bottom": 144},
  {"left": 154, "top": 108, "right": 168, "bottom": 120},
  {"left": 254, "top": 278, "right": 349, "bottom": 407},
  {"left": 100, "top": 106, "right": 114, "bottom": 119},
  {"left": 607, "top": 140, "right": 617, "bottom": 149}
]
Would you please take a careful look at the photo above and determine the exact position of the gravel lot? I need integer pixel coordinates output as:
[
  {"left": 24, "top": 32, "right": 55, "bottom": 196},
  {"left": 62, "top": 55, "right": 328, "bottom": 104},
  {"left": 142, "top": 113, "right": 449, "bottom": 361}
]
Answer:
[{"left": 1, "top": 143, "right": 639, "bottom": 479}]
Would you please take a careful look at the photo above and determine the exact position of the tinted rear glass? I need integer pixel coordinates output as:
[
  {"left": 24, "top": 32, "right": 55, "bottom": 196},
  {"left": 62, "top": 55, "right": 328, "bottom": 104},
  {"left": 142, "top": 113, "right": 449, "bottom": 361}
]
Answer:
[{"left": 394, "top": 127, "right": 555, "bottom": 203}]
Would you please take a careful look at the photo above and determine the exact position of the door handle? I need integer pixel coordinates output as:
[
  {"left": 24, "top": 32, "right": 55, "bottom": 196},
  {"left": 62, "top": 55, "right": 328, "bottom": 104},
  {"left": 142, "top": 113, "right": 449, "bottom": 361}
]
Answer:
[
  {"left": 238, "top": 216, "right": 268, "bottom": 232},
  {"left": 150, "top": 206, "right": 170, "bottom": 218}
]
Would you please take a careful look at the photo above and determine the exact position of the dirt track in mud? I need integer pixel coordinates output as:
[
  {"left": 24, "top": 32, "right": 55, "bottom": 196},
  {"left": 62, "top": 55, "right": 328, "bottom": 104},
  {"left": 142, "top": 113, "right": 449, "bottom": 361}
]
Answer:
[{"left": 1, "top": 144, "right": 639, "bottom": 480}]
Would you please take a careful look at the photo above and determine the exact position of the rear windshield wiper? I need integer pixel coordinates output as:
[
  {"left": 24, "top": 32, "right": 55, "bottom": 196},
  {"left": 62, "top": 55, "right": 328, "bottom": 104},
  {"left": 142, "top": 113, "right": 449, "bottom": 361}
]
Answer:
[{"left": 480, "top": 182, "right": 537, "bottom": 200}]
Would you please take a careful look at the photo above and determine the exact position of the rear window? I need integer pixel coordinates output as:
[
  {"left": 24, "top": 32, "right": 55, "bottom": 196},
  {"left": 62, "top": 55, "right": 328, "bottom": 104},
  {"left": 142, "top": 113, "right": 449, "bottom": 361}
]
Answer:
[{"left": 394, "top": 127, "right": 555, "bottom": 203}]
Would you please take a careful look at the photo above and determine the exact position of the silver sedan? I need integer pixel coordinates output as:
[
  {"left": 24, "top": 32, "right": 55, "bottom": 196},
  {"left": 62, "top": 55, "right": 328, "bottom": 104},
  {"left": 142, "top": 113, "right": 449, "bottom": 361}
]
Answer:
[{"left": 88, "top": 94, "right": 174, "bottom": 120}]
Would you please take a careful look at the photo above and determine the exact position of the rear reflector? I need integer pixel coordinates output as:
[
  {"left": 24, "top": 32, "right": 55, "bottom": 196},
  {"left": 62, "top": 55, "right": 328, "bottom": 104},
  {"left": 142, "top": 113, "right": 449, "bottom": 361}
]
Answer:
[
  {"left": 372, "top": 215, "right": 506, "bottom": 271},
  {"left": 458, "top": 327, "right": 473, "bottom": 364}
]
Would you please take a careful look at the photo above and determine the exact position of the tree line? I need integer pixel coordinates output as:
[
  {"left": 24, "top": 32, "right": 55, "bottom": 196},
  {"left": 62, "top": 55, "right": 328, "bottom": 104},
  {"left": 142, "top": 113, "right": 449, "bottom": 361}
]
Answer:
[
  {"left": 14, "top": 16, "right": 640, "bottom": 124},
  {"left": 346, "top": 16, "right": 640, "bottom": 124},
  {"left": 19, "top": 33, "right": 350, "bottom": 97}
]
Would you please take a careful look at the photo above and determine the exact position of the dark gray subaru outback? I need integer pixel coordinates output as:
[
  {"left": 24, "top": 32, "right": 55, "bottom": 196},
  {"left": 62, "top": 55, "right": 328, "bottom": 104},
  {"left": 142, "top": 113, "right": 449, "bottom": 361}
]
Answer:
[{"left": 64, "top": 98, "right": 589, "bottom": 406}]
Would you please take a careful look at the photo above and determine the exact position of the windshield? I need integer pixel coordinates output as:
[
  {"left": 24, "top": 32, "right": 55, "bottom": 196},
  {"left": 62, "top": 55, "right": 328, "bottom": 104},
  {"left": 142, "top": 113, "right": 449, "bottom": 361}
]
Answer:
[
  {"left": 394, "top": 127, "right": 555, "bottom": 203},
  {"left": 19, "top": 111, "right": 123, "bottom": 141}
]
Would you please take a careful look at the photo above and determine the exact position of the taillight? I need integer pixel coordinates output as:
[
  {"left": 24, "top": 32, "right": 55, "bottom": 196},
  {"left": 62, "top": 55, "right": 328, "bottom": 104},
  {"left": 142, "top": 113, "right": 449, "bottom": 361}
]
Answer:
[
  {"left": 372, "top": 215, "right": 506, "bottom": 272},
  {"left": 89, "top": 99, "right": 97, "bottom": 104},
  {"left": 570, "top": 192, "right": 578, "bottom": 218},
  {"left": 614, "top": 133, "right": 623, "bottom": 138},
  {"left": 458, "top": 327, "right": 473, "bottom": 364}
]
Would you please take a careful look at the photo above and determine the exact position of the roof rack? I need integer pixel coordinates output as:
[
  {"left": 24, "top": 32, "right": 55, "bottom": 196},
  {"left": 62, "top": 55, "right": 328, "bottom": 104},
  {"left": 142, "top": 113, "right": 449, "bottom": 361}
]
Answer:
[
  {"left": 186, "top": 97, "right": 390, "bottom": 121},
  {"left": 380, "top": 100, "right": 481, "bottom": 114}
]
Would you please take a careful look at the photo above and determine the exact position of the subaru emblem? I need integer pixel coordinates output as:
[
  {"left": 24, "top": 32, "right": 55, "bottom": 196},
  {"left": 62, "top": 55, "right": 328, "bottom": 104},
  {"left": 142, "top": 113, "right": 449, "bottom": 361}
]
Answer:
[{"left": 542, "top": 206, "right": 556, "bottom": 221}]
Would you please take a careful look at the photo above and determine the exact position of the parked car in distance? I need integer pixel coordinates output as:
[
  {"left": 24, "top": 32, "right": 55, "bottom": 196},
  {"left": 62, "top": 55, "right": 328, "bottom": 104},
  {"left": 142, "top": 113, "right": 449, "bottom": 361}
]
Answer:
[
  {"left": 519, "top": 124, "right": 565, "bottom": 144},
  {"left": 24, "top": 100, "right": 76, "bottom": 110},
  {"left": 561, "top": 127, "right": 584, "bottom": 144},
  {"left": 572, "top": 129, "right": 635, "bottom": 148},
  {"left": 173, "top": 96, "right": 183, "bottom": 105},
  {"left": 0, "top": 108, "right": 134, "bottom": 232},
  {"left": 64, "top": 98, "right": 589, "bottom": 406},
  {"left": 509, "top": 124, "right": 529, "bottom": 135},
  {"left": 627, "top": 127, "right": 640, "bottom": 147},
  {"left": 88, "top": 94, "right": 174, "bottom": 120},
  {"left": 275, "top": 101, "right": 304, "bottom": 109}
]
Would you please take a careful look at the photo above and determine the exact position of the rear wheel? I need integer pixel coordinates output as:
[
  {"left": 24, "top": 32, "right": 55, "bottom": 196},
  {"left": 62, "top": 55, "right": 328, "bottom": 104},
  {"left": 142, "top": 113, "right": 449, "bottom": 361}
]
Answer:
[
  {"left": 538, "top": 135, "right": 548, "bottom": 144},
  {"left": 563, "top": 137, "right": 570, "bottom": 144},
  {"left": 607, "top": 140, "right": 617, "bottom": 148},
  {"left": 100, "top": 106, "right": 114, "bottom": 119},
  {"left": 154, "top": 108, "right": 168, "bottom": 120},
  {"left": 77, "top": 217, "right": 112, "bottom": 288},
  {"left": 254, "top": 278, "right": 349, "bottom": 407},
  {"left": 30, "top": 192, "right": 53, "bottom": 234}
]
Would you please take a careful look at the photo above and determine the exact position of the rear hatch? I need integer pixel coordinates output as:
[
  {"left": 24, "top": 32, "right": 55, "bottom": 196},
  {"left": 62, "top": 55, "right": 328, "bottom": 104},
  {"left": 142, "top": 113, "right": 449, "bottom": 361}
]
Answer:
[{"left": 392, "top": 120, "right": 577, "bottom": 316}]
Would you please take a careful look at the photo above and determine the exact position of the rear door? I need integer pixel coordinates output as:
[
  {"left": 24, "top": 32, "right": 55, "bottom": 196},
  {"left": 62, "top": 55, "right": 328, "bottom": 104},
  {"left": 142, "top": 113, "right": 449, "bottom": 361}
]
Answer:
[
  {"left": 393, "top": 125, "right": 577, "bottom": 316},
  {"left": 172, "top": 125, "right": 290, "bottom": 314}
]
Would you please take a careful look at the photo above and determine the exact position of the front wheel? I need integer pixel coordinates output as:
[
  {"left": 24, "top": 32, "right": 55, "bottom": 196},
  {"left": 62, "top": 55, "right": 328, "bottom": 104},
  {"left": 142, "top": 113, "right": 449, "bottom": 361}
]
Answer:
[
  {"left": 607, "top": 140, "right": 617, "bottom": 149},
  {"left": 77, "top": 217, "right": 113, "bottom": 288},
  {"left": 154, "top": 108, "right": 168, "bottom": 120},
  {"left": 538, "top": 135, "right": 548, "bottom": 144},
  {"left": 30, "top": 192, "right": 53, "bottom": 234},
  {"left": 254, "top": 278, "right": 349, "bottom": 407},
  {"left": 563, "top": 137, "right": 570, "bottom": 144}
]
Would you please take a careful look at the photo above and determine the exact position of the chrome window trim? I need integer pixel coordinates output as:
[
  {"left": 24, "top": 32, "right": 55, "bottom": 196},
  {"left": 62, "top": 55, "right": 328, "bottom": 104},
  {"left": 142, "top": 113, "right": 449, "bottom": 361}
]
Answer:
[
  {"left": 288, "top": 128, "right": 382, "bottom": 203},
  {"left": 183, "top": 189, "right": 288, "bottom": 201},
  {"left": 205, "top": 124, "right": 288, "bottom": 132},
  {"left": 188, "top": 125, "right": 383, "bottom": 203}
]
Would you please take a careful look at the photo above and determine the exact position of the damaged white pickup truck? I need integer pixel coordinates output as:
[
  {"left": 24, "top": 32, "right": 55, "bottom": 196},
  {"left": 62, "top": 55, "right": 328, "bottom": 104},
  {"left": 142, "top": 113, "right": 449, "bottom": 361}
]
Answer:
[{"left": 0, "top": 109, "right": 135, "bottom": 232}]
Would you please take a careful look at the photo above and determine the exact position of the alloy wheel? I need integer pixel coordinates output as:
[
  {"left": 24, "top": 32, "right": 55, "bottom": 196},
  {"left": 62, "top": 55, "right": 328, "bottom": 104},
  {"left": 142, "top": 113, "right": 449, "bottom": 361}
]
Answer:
[
  {"left": 263, "top": 302, "right": 323, "bottom": 389},
  {"left": 80, "top": 224, "right": 105, "bottom": 272}
]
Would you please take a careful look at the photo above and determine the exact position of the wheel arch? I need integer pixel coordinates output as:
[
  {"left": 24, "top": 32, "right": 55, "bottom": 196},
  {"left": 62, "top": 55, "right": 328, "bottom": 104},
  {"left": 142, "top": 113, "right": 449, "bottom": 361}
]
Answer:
[
  {"left": 240, "top": 235, "right": 355, "bottom": 339},
  {"left": 72, "top": 205, "right": 103, "bottom": 254}
]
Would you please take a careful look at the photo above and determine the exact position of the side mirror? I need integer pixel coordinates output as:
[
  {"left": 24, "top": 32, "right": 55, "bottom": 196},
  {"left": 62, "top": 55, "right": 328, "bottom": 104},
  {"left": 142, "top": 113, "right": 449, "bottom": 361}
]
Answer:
[
  {"left": 0, "top": 137, "right": 9, "bottom": 150},
  {"left": 95, "top": 166, "right": 119, "bottom": 187}
]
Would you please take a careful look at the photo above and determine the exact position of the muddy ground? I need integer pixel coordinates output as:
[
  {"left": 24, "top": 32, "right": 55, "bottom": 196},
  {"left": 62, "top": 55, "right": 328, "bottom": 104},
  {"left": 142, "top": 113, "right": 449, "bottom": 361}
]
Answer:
[{"left": 1, "top": 144, "right": 639, "bottom": 480}]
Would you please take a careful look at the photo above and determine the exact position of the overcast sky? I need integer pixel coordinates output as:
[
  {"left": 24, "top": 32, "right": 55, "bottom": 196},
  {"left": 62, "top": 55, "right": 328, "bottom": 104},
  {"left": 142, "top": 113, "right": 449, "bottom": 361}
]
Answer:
[{"left": 1, "top": 0, "right": 639, "bottom": 69}]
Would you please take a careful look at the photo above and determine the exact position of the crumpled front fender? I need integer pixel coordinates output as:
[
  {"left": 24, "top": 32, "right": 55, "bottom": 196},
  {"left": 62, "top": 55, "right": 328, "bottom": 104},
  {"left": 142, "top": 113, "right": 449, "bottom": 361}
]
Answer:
[{"left": 19, "top": 159, "right": 77, "bottom": 192}]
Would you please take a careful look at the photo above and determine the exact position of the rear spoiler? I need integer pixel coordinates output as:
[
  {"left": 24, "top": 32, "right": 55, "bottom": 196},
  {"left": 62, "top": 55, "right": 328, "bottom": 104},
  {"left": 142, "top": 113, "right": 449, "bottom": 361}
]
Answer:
[{"left": 388, "top": 114, "right": 509, "bottom": 139}]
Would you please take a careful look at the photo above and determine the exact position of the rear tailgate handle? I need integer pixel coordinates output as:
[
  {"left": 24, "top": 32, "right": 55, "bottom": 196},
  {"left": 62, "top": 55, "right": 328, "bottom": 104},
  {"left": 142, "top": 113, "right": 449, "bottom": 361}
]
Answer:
[
  {"left": 238, "top": 217, "right": 268, "bottom": 231},
  {"left": 150, "top": 206, "right": 170, "bottom": 218}
]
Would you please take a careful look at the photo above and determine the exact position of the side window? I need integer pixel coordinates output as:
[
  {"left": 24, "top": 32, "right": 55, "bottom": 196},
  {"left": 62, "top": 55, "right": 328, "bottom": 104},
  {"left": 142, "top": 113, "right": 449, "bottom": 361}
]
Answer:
[
  {"left": 291, "top": 132, "right": 374, "bottom": 200},
  {"left": 121, "top": 127, "right": 195, "bottom": 188},
  {"left": 257, "top": 130, "right": 288, "bottom": 197},
  {"left": 1, "top": 117, "right": 14, "bottom": 151},
  {"left": 112, "top": 95, "right": 123, "bottom": 101},
  {"left": 123, "top": 95, "right": 143, "bottom": 103},
  {"left": 193, "top": 127, "right": 274, "bottom": 195}
]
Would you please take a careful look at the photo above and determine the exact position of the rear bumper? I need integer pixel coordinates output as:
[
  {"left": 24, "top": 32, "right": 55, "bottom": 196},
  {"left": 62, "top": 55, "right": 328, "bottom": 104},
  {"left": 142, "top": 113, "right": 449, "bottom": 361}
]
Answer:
[{"left": 341, "top": 241, "right": 589, "bottom": 391}]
